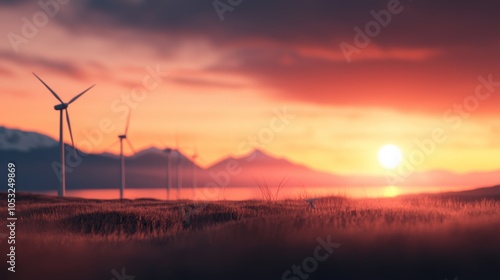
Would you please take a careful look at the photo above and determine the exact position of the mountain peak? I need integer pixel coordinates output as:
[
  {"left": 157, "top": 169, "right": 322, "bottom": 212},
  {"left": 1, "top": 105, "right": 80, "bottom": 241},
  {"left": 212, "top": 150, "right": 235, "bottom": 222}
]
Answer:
[
  {"left": 242, "top": 148, "right": 278, "bottom": 162},
  {"left": 250, "top": 148, "right": 267, "bottom": 156},
  {"left": 131, "top": 146, "right": 165, "bottom": 158},
  {"left": 0, "top": 126, "right": 57, "bottom": 152}
]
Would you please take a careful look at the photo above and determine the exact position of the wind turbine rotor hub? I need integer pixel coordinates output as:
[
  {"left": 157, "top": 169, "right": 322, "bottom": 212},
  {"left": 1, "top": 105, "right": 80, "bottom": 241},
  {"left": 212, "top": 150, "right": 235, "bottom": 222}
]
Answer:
[{"left": 54, "top": 103, "right": 68, "bottom": 110}]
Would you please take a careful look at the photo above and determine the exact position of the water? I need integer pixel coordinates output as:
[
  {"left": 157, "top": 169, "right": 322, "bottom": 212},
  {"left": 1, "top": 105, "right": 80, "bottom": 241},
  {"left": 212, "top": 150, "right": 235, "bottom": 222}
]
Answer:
[{"left": 37, "top": 185, "right": 477, "bottom": 201}]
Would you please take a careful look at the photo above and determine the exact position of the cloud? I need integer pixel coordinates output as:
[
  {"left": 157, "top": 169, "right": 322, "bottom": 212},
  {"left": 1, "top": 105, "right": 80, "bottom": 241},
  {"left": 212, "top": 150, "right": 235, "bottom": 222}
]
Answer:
[
  {"left": 2, "top": 0, "right": 500, "bottom": 114},
  {"left": 0, "top": 51, "right": 87, "bottom": 79},
  {"left": 4, "top": 0, "right": 499, "bottom": 48},
  {"left": 295, "top": 45, "right": 441, "bottom": 62},
  {"left": 170, "top": 76, "right": 245, "bottom": 89}
]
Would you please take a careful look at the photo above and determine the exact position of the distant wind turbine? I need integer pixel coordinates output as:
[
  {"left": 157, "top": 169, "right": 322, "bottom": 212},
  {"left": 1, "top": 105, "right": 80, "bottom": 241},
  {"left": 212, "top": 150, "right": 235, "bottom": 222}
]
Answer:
[
  {"left": 191, "top": 144, "right": 198, "bottom": 190},
  {"left": 33, "top": 73, "right": 94, "bottom": 197},
  {"left": 116, "top": 112, "right": 135, "bottom": 200},
  {"left": 163, "top": 146, "right": 173, "bottom": 200},
  {"left": 175, "top": 132, "right": 182, "bottom": 198}
]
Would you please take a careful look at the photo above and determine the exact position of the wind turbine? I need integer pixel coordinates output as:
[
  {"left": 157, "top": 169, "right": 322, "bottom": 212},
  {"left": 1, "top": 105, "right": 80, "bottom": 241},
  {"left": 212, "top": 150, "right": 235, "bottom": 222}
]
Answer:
[
  {"left": 117, "top": 112, "right": 135, "bottom": 200},
  {"left": 191, "top": 146, "right": 198, "bottom": 190},
  {"left": 33, "top": 73, "right": 94, "bottom": 197},
  {"left": 163, "top": 147, "right": 173, "bottom": 200},
  {"left": 175, "top": 133, "right": 182, "bottom": 199}
]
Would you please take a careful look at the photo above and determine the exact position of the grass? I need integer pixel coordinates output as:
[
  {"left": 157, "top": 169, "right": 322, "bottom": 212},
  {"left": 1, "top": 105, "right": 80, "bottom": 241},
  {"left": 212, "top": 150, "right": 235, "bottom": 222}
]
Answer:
[
  {"left": 255, "top": 176, "right": 289, "bottom": 202},
  {"left": 1, "top": 193, "right": 499, "bottom": 280}
]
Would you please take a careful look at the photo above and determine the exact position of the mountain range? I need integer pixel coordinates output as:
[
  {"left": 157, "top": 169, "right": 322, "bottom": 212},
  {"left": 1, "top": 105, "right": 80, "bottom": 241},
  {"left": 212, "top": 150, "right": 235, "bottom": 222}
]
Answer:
[{"left": 1, "top": 126, "right": 499, "bottom": 191}]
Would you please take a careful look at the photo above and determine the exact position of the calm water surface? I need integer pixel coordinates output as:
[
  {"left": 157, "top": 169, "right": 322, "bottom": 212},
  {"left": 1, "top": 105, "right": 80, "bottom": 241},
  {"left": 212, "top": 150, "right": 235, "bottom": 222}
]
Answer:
[{"left": 37, "top": 185, "right": 478, "bottom": 201}]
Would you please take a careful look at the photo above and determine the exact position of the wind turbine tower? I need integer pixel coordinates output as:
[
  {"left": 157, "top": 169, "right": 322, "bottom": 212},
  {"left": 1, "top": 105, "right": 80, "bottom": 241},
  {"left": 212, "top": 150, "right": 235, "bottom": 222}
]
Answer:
[
  {"left": 117, "top": 112, "right": 135, "bottom": 200},
  {"left": 164, "top": 147, "right": 173, "bottom": 200},
  {"left": 175, "top": 134, "right": 182, "bottom": 198},
  {"left": 192, "top": 146, "right": 198, "bottom": 190}
]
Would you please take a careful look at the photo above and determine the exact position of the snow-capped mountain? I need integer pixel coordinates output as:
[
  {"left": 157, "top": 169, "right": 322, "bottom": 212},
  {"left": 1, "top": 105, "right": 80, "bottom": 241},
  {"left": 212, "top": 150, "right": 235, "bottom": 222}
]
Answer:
[
  {"left": 0, "top": 126, "right": 58, "bottom": 152},
  {"left": 130, "top": 146, "right": 167, "bottom": 158}
]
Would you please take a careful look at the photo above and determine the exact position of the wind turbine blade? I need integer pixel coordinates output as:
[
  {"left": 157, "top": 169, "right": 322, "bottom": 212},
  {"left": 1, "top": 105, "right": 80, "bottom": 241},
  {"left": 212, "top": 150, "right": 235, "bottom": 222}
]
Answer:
[
  {"left": 102, "top": 139, "right": 120, "bottom": 152},
  {"left": 68, "top": 84, "right": 95, "bottom": 105},
  {"left": 33, "top": 73, "right": 64, "bottom": 104},
  {"left": 65, "top": 109, "right": 76, "bottom": 157},
  {"left": 197, "top": 155, "right": 208, "bottom": 165},
  {"left": 124, "top": 111, "right": 131, "bottom": 135},
  {"left": 125, "top": 138, "right": 136, "bottom": 155}
]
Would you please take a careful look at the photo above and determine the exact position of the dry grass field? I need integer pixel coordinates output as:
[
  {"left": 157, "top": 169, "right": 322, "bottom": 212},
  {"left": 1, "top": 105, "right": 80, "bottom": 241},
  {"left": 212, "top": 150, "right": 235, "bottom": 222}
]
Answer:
[{"left": 1, "top": 193, "right": 499, "bottom": 280}]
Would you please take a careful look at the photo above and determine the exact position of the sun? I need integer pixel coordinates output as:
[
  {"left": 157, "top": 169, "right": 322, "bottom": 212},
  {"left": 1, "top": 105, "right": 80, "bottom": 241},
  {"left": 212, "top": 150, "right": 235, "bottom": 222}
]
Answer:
[{"left": 378, "top": 144, "right": 402, "bottom": 169}]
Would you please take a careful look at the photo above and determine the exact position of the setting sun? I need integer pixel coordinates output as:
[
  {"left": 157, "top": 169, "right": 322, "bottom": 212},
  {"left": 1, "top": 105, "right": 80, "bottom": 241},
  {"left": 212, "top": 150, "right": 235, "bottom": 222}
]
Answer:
[{"left": 378, "top": 144, "right": 403, "bottom": 169}]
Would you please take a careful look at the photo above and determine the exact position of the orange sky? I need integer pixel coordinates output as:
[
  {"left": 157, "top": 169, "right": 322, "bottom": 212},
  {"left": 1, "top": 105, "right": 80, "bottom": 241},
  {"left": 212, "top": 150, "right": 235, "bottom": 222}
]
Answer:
[{"left": 1, "top": 1, "right": 500, "bottom": 177}]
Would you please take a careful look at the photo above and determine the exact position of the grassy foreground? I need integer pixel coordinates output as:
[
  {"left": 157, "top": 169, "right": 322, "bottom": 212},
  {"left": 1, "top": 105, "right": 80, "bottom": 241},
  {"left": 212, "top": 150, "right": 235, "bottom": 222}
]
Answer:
[{"left": 1, "top": 193, "right": 499, "bottom": 280}]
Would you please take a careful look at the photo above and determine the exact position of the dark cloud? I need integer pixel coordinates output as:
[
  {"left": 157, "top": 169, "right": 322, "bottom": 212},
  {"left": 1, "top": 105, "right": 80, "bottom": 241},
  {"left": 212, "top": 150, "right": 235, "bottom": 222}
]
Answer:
[
  {"left": 3, "top": 0, "right": 500, "bottom": 113},
  {"left": 47, "top": 0, "right": 500, "bottom": 48},
  {"left": 207, "top": 43, "right": 500, "bottom": 114},
  {"left": 0, "top": 51, "right": 87, "bottom": 79},
  {"left": 4, "top": 0, "right": 498, "bottom": 47},
  {"left": 170, "top": 76, "right": 245, "bottom": 89}
]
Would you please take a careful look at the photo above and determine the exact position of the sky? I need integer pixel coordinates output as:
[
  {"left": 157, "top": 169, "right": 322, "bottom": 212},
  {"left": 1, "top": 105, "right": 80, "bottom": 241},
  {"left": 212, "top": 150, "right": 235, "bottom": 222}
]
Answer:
[{"left": 1, "top": 0, "right": 500, "bottom": 177}]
